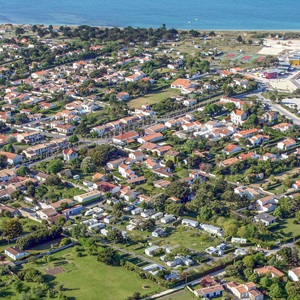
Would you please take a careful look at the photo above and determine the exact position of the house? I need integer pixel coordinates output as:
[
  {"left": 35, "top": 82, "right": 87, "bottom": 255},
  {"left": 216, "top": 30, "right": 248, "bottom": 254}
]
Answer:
[
  {"left": 92, "top": 173, "right": 106, "bottom": 181},
  {"left": 182, "top": 218, "right": 199, "bottom": 228},
  {"left": 272, "top": 122, "right": 293, "bottom": 132},
  {"left": 248, "top": 135, "right": 269, "bottom": 147},
  {"left": 288, "top": 267, "right": 300, "bottom": 282},
  {"left": 256, "top": 195, "right": 277, "bottom": 212},
  {"left": 234, "top": 186, "right": 261, "bottom": 199},
  {"left": 226, "top": 282, "right": 264, "bottom": 300},
  {"left": 17, "top": 132, "right": 44, "bottom": 144},
  {"left": 200, "top": 224, "right": 223, "bottom": 237},
  {"left": 261, "top": 111, "right": 278, "bottom": 125},
  {"left": 277, "top": 138, "right": 296, "bottom": 150},
  {"left": 230, "top": 110, "right": 248, "bottom": 125},
  {"left": 254, "top": 212, "right": 277, "bottom": 226},
  {"left": 144, "top": 158, "right": 160, "bottom": 170},
  {"left": 106, "top": 158, "right": 125, "bottom": 169},
  {"left": 152, "top": 228, "right": 166, "bottom": 237},
  {"left": 137, "top": 133, "right": 164, "bottom": 144},
  {"left": 129, "top": 150, "right": 144, "bottom": 162},
  {"left": 56, "top": 124, "right": 76, "bottom": 135},
  {"left": 223, "top": 144, "right": 242, "bottom": 155},
  {"left": 171, "top": 78, "right": 194, "bottom": 91},
  {"left": 219, "top": 157, "right": 239, "bottom": 167},
  {"left": 0, "top": 151, "right": 22, "bottom": 165},
  {"left": 74, "top": 191, "right": 101, "bottom": 203},
  {"left": 153, "top": 179, "right": 171, "bottom": 189},
  {"left": 112, "top": 131, "right": 139, "bottom": 145},
  {"left": 293, "top": 179, "right": 300, "bottom": 189},
  {"left": 5, "top": 247, "right": 29, "bottom": 260},
  {"left": 93, "top": 181, "right": 120, "bottom": 194},
  {"left": 194, "top": 285, "right": 224, "bottom": 299},
  {"left": 63, "top": 148, "right": 78, "bottom": 162},
  {"left": 37, "top": 208, "right": 57, "bottom": 220},
  {"left": 116, "top": 92, "right": 130, "bottom": 101},
  {"left": 145, "top": 246, "right": 160, "bottom": 256},
  {"left": 255, "top": 266, "right": 284, "bottom": 278},
  {"left": 62, "top": 205, "right": 83, "bottom": 218},
  {"left": 161, "top": 214, "right": 175, "bottom": 224}
]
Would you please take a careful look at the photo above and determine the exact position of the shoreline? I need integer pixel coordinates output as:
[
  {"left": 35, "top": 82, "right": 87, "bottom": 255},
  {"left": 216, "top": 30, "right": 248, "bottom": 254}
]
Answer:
[{"left": 1, "top": 23, "right": 300, "bottom": 33}]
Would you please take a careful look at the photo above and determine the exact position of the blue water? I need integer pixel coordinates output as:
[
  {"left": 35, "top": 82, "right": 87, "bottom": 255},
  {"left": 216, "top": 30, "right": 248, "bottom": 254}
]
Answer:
[{"left": 0, "top": 0, "right": 299, "bottom": 30}]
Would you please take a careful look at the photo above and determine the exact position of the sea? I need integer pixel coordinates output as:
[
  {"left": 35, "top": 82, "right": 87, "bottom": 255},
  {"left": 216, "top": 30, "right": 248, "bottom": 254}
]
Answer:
[{"left": 0, "top": 0, "right": 299, "bottom": 30}]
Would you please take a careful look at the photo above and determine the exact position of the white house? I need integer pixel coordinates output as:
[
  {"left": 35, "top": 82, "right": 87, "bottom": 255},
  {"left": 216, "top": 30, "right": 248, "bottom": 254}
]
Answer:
[
  {"left": 145, "top": 245, "right": 160, "bottom": 256},
  {"left": 230, "top": 110, "right": 247, "bottom": 125},
  {"left": 182, "top": 218, "right": 199, "bottom": 228},
  {"left": 200, "top": 224, "right": 223, "bottom": 237},
  {"left": 288, "top": 267, "right": 300, "bottom": 282},
  {"left": 277, "top": 138, "right": 296, "bottom": 150},
  {"left": 5, "top": 247, "right": 28, "bottom": 260}
]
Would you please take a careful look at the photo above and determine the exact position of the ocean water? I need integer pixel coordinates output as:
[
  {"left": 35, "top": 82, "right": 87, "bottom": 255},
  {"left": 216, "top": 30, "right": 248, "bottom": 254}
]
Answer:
[{"left": 0, "top": 0, "right": 299, "bottom": 30}]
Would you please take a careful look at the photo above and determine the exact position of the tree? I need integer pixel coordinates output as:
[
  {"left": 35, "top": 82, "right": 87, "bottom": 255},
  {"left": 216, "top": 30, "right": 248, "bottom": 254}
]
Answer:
[
  {"left": 277, "top": 247, "right": 299, "bottom": 267},
  {"left": 286, "top": 281, "right": 300, "bottom": 299},
  {"left": 166, "top": 181, "right": 190, "bottom": 201},
  {"left": 165, "top": 160, "right": 175, "bottom": 170},
  {"left": 91, "top": 144, "right": 119, "bottom": 166},
  {"left": 47, "top": 158, "right": 63, "bottom": 174},
  {"left": 243, "top": 255, "right": 255, "bottom": 268},
  {"left": 3, "top": 218, "right": 23, "bottom": 239},
  {"left": 107, "top": 229, "right": 124, "bottom": 244},
  {"left": 0, "top": 154, "right": 7, "bottom": 167},
  {"left": 237, "top": 35, "right": 243, "bottom": 43},
  {"left": 44, "top": 175, "right": 62, "bottom": 186},
  {"left": 260, "top": 275, "right": 272, "bottom": 289},
  {"left": 269, "top": 283, "right": 286, "bottom": 299},
  {"left": 16, "top": 166, "right": 30, "bottom": 177},
  {"left": 80, "top": 156, "right": 96, "bottom": 173},
  {"left": 165, "top": 203, "right": 184, "bottom": 216},
  {"left": 198, "top": 206, "right": 213, "bottom": 221},
  {"left": 97, "top": 247, "right": 120, "bottom": 266},
  {"left": 2, "top": 143, "right": 14, "bottom": 153},
  {"left": 69, "top": 135, "right": 79, "bottom": 143}
]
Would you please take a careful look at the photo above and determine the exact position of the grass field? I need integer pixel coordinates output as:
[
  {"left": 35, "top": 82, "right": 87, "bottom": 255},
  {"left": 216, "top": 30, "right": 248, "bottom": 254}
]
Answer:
[
  {"left": 128, "top": 87, "right": 179, "bottom": 108},
  {"left": 158, "top": 289, "right": 196, "bottom": 300},
  {"left": 276, "top": 218, "right": 300, "bottom": 238},
  {"left": 21, "top": 248, "right": 163, "bottom": 300}
]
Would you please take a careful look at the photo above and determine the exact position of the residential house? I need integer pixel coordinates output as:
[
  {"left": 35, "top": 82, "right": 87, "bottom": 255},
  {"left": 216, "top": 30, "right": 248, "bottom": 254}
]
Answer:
[
  {"left": 0, "top": 151, "right": 22, "bottom": 165},
  {"left": 254, "top": 212, "right": 277, "bottom": 226},
  {"left": 137, "top": 132, "right": 164, "bottom": 144},
  {"left": 226, "top": 282, "right": 264, "bottom": 300},
  {"left": 63, "top": 148, "right": 78, "bottom": 162},
  {"left": 256, "top": 195, "right": 277, "bottom": 212},
  {"left": 223, "top": 144, "right": 242, "bottom": 155},
  {"left": 17, "top": 132, "right": 44, "bottom": 144},
  {"left": 255, "top": 266, "right": 284, "bottom": 278},
  {"left": 5, "top": 247, "right": 29, "bottom": 261},
  {"left": 272, "top": 122, "right": 293, "bottom": 132},
  {"left": 112, "top": 131, "right": 139, "bottom": 145},
  {"left": 194, "top": 285, "right": 224, "bottom": 299},
  {"left": 230, "top": 110, "right": 248, "bottom": 125},
  {"left": 277, "top": 138, "right": 296, "bottom": 150},
  {"left": 288, "top": 267, "right": 300, "bottom": 282}
]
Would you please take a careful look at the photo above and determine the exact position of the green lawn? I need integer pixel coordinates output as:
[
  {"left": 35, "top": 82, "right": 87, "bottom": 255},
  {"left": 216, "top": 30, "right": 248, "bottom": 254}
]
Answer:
[
  {"left": 128, "top": 87, "right": 179, "bottom": 108},
  {"left": 22, "top": 248, "right": 163, "bottom": 300},
  {"left": 276, "top": 218, "right": 300, "bottom": 238},
  {"left": 158, "top": 289, "right": 196, "bottom": 300},
  {"left": 162, "top": 227, "right": 221, "bottom": 252}
]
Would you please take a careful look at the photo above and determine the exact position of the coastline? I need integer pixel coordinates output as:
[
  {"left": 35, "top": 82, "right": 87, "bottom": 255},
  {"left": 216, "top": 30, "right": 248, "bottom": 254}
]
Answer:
[{"left": 2, "top": 23, "right": 300, "bottom": 32}]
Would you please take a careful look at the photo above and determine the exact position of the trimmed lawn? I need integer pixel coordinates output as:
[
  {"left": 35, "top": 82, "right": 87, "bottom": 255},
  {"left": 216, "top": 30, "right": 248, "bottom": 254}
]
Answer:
[
  {"left": 158, "top": 289, "right": 196, "bottom": 300},
  {"left": 128, "top": 88, "right": 179, "bottom": 108},
  {"left": 276, "top": 218, "right": 300, "bottom": 238},
  {"left": 23, "top": 248, "right": 163, "bottom": 300}
]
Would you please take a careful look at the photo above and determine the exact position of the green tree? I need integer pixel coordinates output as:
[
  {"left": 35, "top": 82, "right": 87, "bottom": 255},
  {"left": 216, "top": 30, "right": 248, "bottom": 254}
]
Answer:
[
  {"left": 16, "top": 166, "right": 30, "bottom": 176},
  {"left": 269, "top": 283, "right": 286, "bottom": 299},
  {"left": 0, "top": 154, "right": 7, "bottom": 167},
  {"left": 107, "top": 229, "right": 124, "bottom": 244},
  {"left": 97, "top": 247, "right": 120, "bottom": 266},
  {"left": 47, "top": 158, "right": 63, "bottom": 174},
  {"left": 80, "top": 156, "right": 96, "bottom": 173},
  {"left": 3, "top": 218, "right": 23, "bottom": 239},
  {"left": 2, "top": 143, "right": 14, "bottom": 153},
  {"left": 69, "top": 135, "right": 79, "bottom": 143}
]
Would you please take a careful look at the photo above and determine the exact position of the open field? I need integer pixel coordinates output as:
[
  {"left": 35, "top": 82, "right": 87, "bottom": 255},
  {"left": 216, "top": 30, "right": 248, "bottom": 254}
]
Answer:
[
  {"left": 158, "top": 289, "right": 196, "bottom": 300},
  {"left": 21, "top": 248, "right": 163, "bottom": 300},
  {"left": 128, "top": 88, "right": 179, "bottom": 108}
]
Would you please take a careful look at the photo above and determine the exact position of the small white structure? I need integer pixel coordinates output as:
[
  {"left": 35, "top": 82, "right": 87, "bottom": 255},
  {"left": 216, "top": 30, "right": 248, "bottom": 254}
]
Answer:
[
  {"left": 131, "top": 207, "right": 143, "bottom": 215},
  {"left": 160, "top": 214, "right": 175, "bottom": 224},
  {"left": 151, "top": 212, "right": 164, "bottom": 220},
  {"left": 5, "top": 247, "right": 28, "bottom": 261},
  {"left": 145, "top": 246, "right": 160, "bottom": 256},
  {"left": 231, "top": 237, "right": 247, "bottom": 244},
  {"left": 289, "top": 267, "right": 300, "bottom": 282},
  {"left": 182, "top": 218, "right": 199, "bottom": 228},
  {"left": 200, "top": 224, "right": 223, "bottom": 236}
]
